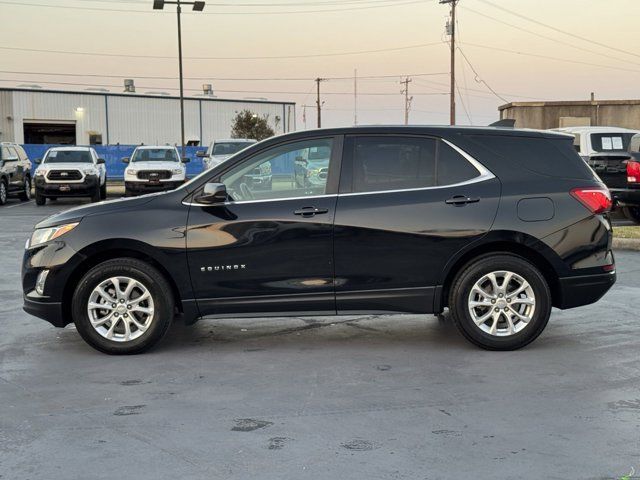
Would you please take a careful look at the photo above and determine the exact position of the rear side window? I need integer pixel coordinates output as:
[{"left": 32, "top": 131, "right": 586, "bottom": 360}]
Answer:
[
  {"left": 347, "top": 136, "right": 483, "bottom": 193},
  {"left": 465, "top": 134, "right": 597, "bottom": 180},
  {"left": 590, "top": 133, "right": 635, "bottom": 152}
]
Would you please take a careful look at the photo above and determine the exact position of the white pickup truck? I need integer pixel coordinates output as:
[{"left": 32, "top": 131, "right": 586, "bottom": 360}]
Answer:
[{"left": 123, "top": 146, "right": 188, "bottom": 196}]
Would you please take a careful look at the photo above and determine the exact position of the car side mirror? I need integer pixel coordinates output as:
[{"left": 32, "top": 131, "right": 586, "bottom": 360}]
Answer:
[
  {"left": 196, "top": 150, "right": 208, "bottom": 158},
  {"left": 182, "top": 157, "right": 190, "bottom": 163},
  {"left": 195, "top": 182, "right": 227, "bottom": 205},
  {"left": 122, "top": 157, "right": 129, "bottom": 164},
  {"left": 34, "top": 158, "right": 41, "bottom": 164},
  {"left": 97, "top": 158, "right": 105, "bottom": 165}
]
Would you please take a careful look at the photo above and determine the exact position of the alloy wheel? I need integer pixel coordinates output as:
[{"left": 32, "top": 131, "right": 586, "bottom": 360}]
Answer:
[
  {"left": 467, "top": 270, "right": 536, "bottom": 337},
  {"left": 0, "top": 182, "right": 6, "bottom": 204},
  {"left": 87, "top": 276, "right": 155, "bottom": 342}
]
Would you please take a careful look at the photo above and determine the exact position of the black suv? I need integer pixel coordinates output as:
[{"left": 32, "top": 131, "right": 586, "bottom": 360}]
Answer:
[
  {"left": 0, "top": 142, "right": 32, "bottom": 205},
  {"left": 22, "top": 126, "right": 616, "bottom": 354}
]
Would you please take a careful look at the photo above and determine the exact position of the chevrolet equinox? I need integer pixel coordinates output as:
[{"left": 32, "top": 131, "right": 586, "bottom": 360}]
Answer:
[{"left": 22, "top": 126, "right": 616, "bottom": 354}]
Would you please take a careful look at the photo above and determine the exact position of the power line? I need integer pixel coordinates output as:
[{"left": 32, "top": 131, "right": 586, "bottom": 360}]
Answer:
[
  {"left": 0, "top": 0, "right": 428, "bottom": 15},
  {"left": 477, "top": 0, "right": 640, "bottom": 61},
  {"left": 455, "top": 46, "right": 508, "bottom": 103},
  {"left": 0, "top": 41, "right": 444, "bottom": 60}
]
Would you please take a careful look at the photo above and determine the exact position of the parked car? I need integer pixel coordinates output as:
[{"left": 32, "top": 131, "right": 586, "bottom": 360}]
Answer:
[
  {"left": 201, "top": 139, "right": 257, "bottom": 170},
  {"left": 294, "top": 144, "right": 331, "bottom": 188},
  {"left": 33, "top": 146, "right": 106, "bottom": 205},
  {"left": 552, "top": 127, "right": 640, "bottom": 224},
  {"left": 23, "top": 126, "right": 615, "bottom": 354},
  {"left": 0, "top": 142, "right": 32, "bottom": 205},
  {"left": 123, "top": 146, "right": 188, "bottom": 196}
]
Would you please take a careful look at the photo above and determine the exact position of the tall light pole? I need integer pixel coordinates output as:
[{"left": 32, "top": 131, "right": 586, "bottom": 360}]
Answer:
[
  {"left": 440, "top": 0, "right": 457, "bottom": 125},
  {"left": 153, "top": 0, "right": 205, "bottom": 158}
]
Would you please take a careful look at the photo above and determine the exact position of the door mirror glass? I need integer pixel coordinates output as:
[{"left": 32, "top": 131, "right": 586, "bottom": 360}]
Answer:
[
  {"left": 196, "top": 182, "right": 227, "bottom": 205},
  {"left": 96, "top": 158, "right": 106, "bottom": 164},
  {"left": 35, "top": 158, "right": 41, "bottom": 164},
  {"left": 196, "top": 150, "right": 208, "bottom": 158},
  {"left": 182, "top": 157, "right": 190, "bottom": 163},
  {"left": 122, "top": 157, "right": 129, "bottom": 164}
]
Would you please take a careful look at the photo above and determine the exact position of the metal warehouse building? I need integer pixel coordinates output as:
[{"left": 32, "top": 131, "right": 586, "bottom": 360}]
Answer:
[{"left": 0, "top": 87, "right": 296, "bottom": 146}]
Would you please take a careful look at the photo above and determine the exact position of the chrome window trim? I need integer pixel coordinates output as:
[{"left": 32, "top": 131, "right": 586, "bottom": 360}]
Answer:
[{"left": 184, "top": 139, "right": 494, "bottom": 206}]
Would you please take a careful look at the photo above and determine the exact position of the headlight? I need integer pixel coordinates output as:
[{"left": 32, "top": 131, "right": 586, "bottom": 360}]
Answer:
[
  {"left": 126, "top": 169, "right": 136, "bottom": 175},
  {"left": 35, "top": 169, "right": 45, "bottom": 176},
  {"left": 29, "top": 222, "right": 79, "bottom": 248},
  {"left": 83, "top": 167, "right": 98, "bottom": 175},
  {"left": 172, "top": 168, "right": 183, "bottom": 175}
]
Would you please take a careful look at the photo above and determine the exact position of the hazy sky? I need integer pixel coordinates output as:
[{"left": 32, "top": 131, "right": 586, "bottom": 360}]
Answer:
[{"left": 1, "top": 0, "right": 639, "bottom": 128}]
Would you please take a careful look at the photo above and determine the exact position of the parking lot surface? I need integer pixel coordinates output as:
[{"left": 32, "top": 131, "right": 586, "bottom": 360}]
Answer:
[{"left": 1, "top": 198, "right": 639, "bottom": 479}]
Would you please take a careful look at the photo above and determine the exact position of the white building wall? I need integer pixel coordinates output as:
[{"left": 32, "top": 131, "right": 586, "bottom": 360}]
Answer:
[
  {"left": 0, "top": 91, "right": 14, "bottom": 142},
  {"left": 11, "top": 90, "right": 107, "bottom": 144}
]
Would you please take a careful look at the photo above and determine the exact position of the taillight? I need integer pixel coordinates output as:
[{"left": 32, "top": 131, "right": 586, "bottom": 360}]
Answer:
[
  {"left": 627, "top": 160, "right": 640, "bottom": 183},
  {"left": 570, "top": 187, "right": 612, "bottom": 214}
]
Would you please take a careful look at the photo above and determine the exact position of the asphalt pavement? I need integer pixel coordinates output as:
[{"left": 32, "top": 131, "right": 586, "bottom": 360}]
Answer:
[{"left": 1, "top": 197, "right": 639, "bottom": 480}]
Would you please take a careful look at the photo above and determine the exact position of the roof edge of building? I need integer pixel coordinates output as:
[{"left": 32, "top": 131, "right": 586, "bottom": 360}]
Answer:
[{"left": 499, "top": 99, "right": 640, "bottom": 110}]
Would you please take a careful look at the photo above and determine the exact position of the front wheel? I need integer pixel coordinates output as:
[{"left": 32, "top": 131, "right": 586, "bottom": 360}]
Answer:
[
  {"left": 72, "top": 258, "right": 174, "bottom": 354},
  {"left": 34, "top": 189, "right": 46, "bottom": 205},
  {"left": 100, "top": 181, "right": 107, "bottom": 200},
  {"left": 448, "top": 254, "right": 551, "bottom": 351},
  {"left": 91, "top": 186, "right": 101, "bottom": 202},
  {"left": 18, "top": 176, "right": 31, "bottom": 201},
  {"left": 0, "top": 179, "right": 7, "bottom": 205},
  {"left": 623, "top": 206, "right": 640, "bottom": 225}
]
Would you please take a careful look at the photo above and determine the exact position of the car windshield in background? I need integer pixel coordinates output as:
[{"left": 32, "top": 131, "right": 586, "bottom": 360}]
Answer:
[
  {"left": 213, "top": 143, "right": 251, "bottom": 156},
  {"left": 44, "top": 150, "right": 92, "bottom": 163},
  {"left": 590, "top": 133, "right": 635, "bottom": 152},
  {"left": 132, "top": 148, "right": 179, "bottom": 162}
]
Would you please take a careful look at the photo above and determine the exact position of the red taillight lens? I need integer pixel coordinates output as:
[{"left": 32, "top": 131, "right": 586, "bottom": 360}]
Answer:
[
  {"left": 570, "top": 187, "right": 612, "bottom": 214},
  {"left": 627, "top": 160, "right": 640, "bottom": 183}
]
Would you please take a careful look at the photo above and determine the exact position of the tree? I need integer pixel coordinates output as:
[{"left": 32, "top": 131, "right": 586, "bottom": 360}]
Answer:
[{"left": 230, "top": 110, "right": 275, "bottom": 141}]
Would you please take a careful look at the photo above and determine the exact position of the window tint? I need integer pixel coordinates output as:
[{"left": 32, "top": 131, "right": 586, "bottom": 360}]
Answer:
[
  {"left": 590, "top": 133, "right": 635, "bottom": 152},
  {"left": 351, "top": 136, "right": 436, "bottom": 192},
  {"left": 437, "top": 142, "right": 480, "bottom": 186},
  {"left": 0, "top": 147, "right": 9, "bottom": 160},
  {"left": 212, "top": 142, "right": 252, "bottom": 156},
  {"left": 132, "top": 148, "right": 179, "bottom": 162},
  {"left": 44, "top": 150, "right": 93, "bottom": 163},
  {"left": 221, "top": 138, "right": 333, "bottom": 202}
]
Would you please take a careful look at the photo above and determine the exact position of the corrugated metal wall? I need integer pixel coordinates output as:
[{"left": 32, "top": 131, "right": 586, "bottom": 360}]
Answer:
[{"left": 0, "top": 89, "right": 295, "bottom": 146}]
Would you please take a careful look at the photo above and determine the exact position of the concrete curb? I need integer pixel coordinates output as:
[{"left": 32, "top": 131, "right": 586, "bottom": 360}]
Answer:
[{"left": 613, "top": 237, "right": 640, "bottom": 251}]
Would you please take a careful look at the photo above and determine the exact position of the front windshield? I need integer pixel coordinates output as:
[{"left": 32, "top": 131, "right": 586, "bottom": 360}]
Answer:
[
  {"left": 44, "top": 150, "right": 92, "bottom": 163},
  {"left": 212, "top": 142, "right": 252, "bottom": 156},
  {"left": 132, "top": 148, "right": 179, "bottom": 162}
]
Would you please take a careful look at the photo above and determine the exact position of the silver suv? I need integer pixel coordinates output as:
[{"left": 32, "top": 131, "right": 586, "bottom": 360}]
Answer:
[{"left": 34, "top": 147, "right": 107, "bottom": 205}]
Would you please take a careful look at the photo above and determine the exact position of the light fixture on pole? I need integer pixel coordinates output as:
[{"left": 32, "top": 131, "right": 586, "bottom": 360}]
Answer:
[{"left": 152, "top": 0, "right": 206, "bottom": 159}]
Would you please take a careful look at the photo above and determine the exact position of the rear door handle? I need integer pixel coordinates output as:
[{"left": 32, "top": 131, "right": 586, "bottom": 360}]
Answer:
[
  {"left": 294, "top": 206, "right": 329, "bottom": 217},
  {"left": 445, "top": 195, "right": 480, "bottom": 206}
]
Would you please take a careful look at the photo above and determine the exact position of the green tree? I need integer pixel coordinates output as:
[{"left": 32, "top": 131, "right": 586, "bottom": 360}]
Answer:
[{"left": 230, "top": 110, "right": 275, "bottom": 141}]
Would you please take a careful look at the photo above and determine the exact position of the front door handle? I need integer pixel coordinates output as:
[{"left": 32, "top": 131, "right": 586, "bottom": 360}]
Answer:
[
  {"left": 294, "top": 206, "right": 329, "bottom": 217},
  {"left": 445, "top": 195, "right": 480, "bottom": 206}
]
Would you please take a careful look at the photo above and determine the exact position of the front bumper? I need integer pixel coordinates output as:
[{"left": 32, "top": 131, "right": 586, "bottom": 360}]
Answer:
[
  {"left": 125, "top": 180, "right": 184, "bottom": 193},
  {"left": 35, "top": 175, "right": 99, "bottom": 197},
  {"left": 556, "top": 270, "right": 616, "bottom": 309},
  {"left": 23, "top": 292, "right": 65, "bottom": 327}
]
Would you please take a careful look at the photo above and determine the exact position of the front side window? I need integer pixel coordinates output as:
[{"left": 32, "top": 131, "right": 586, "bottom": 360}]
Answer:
[
  {"left": 221, "top": 138, "right": 333, "bottom": 202},
  {"left": 44, "top": 150, "right": 92, "bottom": 163},
  {"left": 132, "top": 148, "right": 179, "bottom": 162},
  {"left": 348, "top": 136, "right": 481, "bottom": 193}
]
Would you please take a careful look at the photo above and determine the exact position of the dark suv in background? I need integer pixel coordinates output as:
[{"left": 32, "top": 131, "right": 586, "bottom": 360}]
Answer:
[
  {"left": 0, "top": 142, "right": 32, "bottom": 205},
  {"left": 22, "top": 126, "right": 615, "bottom": 354}
]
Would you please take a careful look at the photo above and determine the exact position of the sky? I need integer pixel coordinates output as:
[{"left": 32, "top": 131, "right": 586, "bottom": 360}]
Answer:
[{"left": 1, "top": 0, "right": 639, "bottom": 129}]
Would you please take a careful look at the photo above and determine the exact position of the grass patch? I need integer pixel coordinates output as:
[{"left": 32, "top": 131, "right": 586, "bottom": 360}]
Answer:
[{"left": 614, "top": 226, "right": 640, "bottom": 239}]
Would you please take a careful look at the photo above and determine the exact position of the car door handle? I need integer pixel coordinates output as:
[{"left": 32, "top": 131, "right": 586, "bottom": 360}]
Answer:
[
  {"left": 445, "top": 195, "right": 480, "bottom": 206},
  {"left": 294, "top": 206, "right": 329, "bottom": 217}
]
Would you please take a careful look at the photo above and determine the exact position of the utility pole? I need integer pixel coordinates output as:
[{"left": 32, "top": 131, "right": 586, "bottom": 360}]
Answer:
[
  {"left": 400, "top": 77, "right": 413, "bottom": 125},
  {"left": 315, "top": 78, "right": 325, "bottom": 128},
  {"left": 153, "top": 0, "right": 205, "bottom": 157},
  {"left": 354, "top": 69, "right": 358, "bottom": 126},
  {"left": 440, "top": 0, "right": 457, "bottom": 125}
]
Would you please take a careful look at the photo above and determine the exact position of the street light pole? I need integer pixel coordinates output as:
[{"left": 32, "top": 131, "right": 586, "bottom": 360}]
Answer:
[{"left": 153, "top": 0, "right": 205, "bottom": 158}]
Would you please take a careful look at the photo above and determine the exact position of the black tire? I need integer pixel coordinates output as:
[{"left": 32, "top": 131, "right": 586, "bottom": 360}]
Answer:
[
  {"left": 18, "top": 176, "right": 31, "bottom": 201},
  {"left": 72, "top": 258, "right": 174, "bottom": 354},
  {"left": 34, "top": 189, "right": 46, "bottom": 205},
  {"left": 623, "top": 206, "right": 640, "bottom": 225},
  {"left": 448, "top": 253, "right": 552, "bottom": 351},
  {"left": 100, "top": 181, "right": 107, "bottom": 200},
  {"left": 0, "top": 179, "right": 7, "bottom": 205},
  {"left": 91, "top": 186, "right": 101, "bottom": 202}
]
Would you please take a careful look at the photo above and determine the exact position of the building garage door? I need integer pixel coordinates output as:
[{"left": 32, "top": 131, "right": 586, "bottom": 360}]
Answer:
[{"left": 24, "top": 122, "right": 76, "bottom": 144}]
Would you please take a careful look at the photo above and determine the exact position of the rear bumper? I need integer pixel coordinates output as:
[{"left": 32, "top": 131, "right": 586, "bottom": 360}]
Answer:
[
  {"left": 23, "top": 292, "right": 66, "bottom": 327},
  {"left": 611, "top": 188, "right": 640, "bottom": 207},
  {"left": 556, "top": 270, "right": 616, "bottom": 309}
]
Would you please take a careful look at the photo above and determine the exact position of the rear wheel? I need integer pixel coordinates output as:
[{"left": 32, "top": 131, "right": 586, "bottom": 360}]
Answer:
[
  {"left": 623, "top": 206, "right": 640, "bottom": 225},
  {"left": 100, "top": 181, "right": 107, "bottom": 200},
  {"left": 72, "top": 258, "right": 174, "bottom": 354},
  {"left": 18, "top": 176, "right": 31, "bottom": 201},
  {"left": 34, "top": 189, "right": 46, "bottom": 205},
  {"left": 448, "top": 254, "right": 551, "bottom": 351},
  {"left": 0, "top": 179, "right": 7, "bottom": 205}
]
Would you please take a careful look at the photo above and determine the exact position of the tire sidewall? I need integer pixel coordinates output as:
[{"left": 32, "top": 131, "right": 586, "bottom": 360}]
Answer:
[
  {"left": 0, "top": 180, "right": 7, "bottom": 205},
  {"left": 72, "top": 259, "right": 173, "bottom": 354},
  {"left": 450, "top": 254, "right": 551, "bottom": 350}
]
